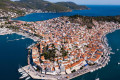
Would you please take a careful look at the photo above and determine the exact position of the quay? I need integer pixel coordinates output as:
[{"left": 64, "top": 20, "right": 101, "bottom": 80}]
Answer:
[{"left": 21, "top": 65, "right": 57, "bottom": 80}]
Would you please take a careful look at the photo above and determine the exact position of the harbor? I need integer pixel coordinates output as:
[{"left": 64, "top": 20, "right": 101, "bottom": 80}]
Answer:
[
  {"left": 0, "top": 4, "right": 120, "bottom": 80},
  {"left": 18, "top": 27, "right": 120, "bottom": 80}
]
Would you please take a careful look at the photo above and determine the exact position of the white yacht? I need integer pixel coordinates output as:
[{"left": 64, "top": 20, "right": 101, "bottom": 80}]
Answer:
[
  {"left": 25, "top": 77, "right": 30, "bottom": 80},
  {"left": 118, "top": 62, "right": 120, "bottom": 65},
  {"left": 96, "top": 78, "right": 100, "bottom": 80}
]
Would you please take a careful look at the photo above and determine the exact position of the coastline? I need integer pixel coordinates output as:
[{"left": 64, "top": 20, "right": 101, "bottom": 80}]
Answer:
[
  {"left": 17, "top": 25, "right": 120, "bottom": 80},
  {"left": 68, "top": 27, "right": 120, "bottom": 80},
  {"left": 0, "top": 28, "right": 40, "bottom": 42},
  {"left": 1, "top": 15, "right": 120, "bottom": 80}
]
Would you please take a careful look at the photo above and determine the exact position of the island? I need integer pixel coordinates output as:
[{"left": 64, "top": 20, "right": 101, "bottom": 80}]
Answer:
[
  {"left": 1, "top": 1, "right": 120, "bottom": 79},
  {"left": 0, "top": 14, "right": 119, "bottom": 80}
]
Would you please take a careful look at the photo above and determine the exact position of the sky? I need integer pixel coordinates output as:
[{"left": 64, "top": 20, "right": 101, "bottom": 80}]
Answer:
[{"left": 45, "top": 0, "right": 120, "bottom": 5}]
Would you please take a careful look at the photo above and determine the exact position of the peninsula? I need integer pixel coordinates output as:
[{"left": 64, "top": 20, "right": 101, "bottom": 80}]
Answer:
[{"left": 1, "top": 15, "right": 120, "bottom": 80}]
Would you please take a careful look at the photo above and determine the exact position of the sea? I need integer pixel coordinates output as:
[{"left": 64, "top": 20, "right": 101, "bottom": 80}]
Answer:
[
  {"left": 13, "top": 5, "right": 120, "bottom": 22},
  {"left": 1, "top": 5, "right": 120, "bottom": 80}
]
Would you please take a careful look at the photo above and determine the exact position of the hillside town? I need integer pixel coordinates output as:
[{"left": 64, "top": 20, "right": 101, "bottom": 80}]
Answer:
[
  {"left": 5, "top": 16, "right": 118, "bottom": 79},
  {"left": 1, "top": 15, "right": 120, "bottom": 79}
]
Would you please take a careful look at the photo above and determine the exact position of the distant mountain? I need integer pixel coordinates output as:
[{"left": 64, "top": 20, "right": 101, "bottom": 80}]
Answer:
[
  {"left": 0, "top": 0, "right": 25, "bottom": 14},
  {"left": 56, "top": 2, "right": 88, "bottom": 10},
  {"left": 0, "top": 0, "right": 88, "bottom": 13},
  {"left": 15, "top": 0, "right": 71, "bottom": 12}
]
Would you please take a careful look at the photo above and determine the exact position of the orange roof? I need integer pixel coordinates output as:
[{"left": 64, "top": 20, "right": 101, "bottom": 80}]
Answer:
[
  {"left": 44, "top": 61, "right": 50, "bottom": 64},
  {"left": 55, "top": 65, "right": 59, "bottom": 67},
  {"left": 52, "top": 67, "right": 55, "bottom": 71},
  {"left": 41, "top": 56, "right": 45, "bottom": 60},
  {"left": 64, "top": 56, "right": 68, "bottom": 59},
  {"left": 88, "top": 54, "right": 101, "bottom": 62},
  {"left": 71, "top": 62, "right": 78, "bottom": 67},
  {"left": 58, "top": 58, "right": 63, "bottom": 61},
  {"left": 63, "top": 61, "right": 70, "bottom": 64},
  {"left": 54, "top": 58, "right": 58, "bottom": 61},
  {"left": 96, "top": 51, "right": 103, "bottom": 54},
  {"left": 77, "top": 53, "right": 81, "bottom": 57},
  {"left": 91, "top": 48, "right": 96, "bottom": 52},
  {"left": 32, "top": 47, "right": 38, "bottom": 50},
  {"left": 65, "top": 65, "right": 70, "bottom": 69}
]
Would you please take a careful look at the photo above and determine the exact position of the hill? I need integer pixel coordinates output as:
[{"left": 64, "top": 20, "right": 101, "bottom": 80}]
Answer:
[
  {"left": 69, "top": 15, "right": 120, "bottom": 28},
  {"left": 15, "top": 0, "right": 72, "bottom": 12},
  {"left": 56, "top": 2, "right": 88, "bottom": 10}
]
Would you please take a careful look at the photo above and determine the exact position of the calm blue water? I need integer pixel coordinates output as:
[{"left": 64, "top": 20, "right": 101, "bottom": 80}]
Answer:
[
  {"left": 13, "top": 5, "right": 120, "bottom": 22},
  {"left": 0, "top": 34, "right": 34, "bottom": 80},
  {"left": 72, "top": 30, "right": 120, "bottom": 80}
]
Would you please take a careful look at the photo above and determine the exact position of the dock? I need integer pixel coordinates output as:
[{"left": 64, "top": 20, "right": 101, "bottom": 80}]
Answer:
[{"left": 21, "top": 65, "right": 57, "bottom": 80}]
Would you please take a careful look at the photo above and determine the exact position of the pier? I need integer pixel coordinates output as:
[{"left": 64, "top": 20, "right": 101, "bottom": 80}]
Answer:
[{"left": 20, "top": 65, "right": 57, "bottom": 80}]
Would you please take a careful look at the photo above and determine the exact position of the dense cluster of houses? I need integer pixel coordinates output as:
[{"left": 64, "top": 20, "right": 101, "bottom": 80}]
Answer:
[{"left": 7, "top": 17, "right": 120, "bottom": 75}]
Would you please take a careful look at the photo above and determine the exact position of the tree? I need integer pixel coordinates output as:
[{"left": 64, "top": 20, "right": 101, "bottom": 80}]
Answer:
[{"left": 60, "top": 46, "right": 68, "bottom": 57}]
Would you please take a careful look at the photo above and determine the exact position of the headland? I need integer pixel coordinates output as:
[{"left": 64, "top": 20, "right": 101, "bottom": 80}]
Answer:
[{"left": 1, "top": 16, "right": 119, "bottom": 80}]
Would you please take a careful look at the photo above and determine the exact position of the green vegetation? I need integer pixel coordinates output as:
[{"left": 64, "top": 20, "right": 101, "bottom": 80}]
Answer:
[
  {"left": 0, "top": 0, "right": 25, "bottom": 15},
  {"left": 56, "top": 2, "right": 88, "bottom": 10},
  {"left": 6, "top": 25, "right": 20, "bottom": 31},
  {"left": 16, "top": 0, "right": 71, "bottom": 12},
  {"left": 71, "top": 70, "right": 76, "bottom": 73},
  {"left": 69, "top": 15, "right": 120, "bottom": 28},
  {"left": 60, "top": 46, "right": 68, "bottom": 57},
  {"left": 41, "top": 44, "right": 57, "bottom": 61},
  {"left": 0, "top": 0, "right": 88, "bottom": 13}
]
